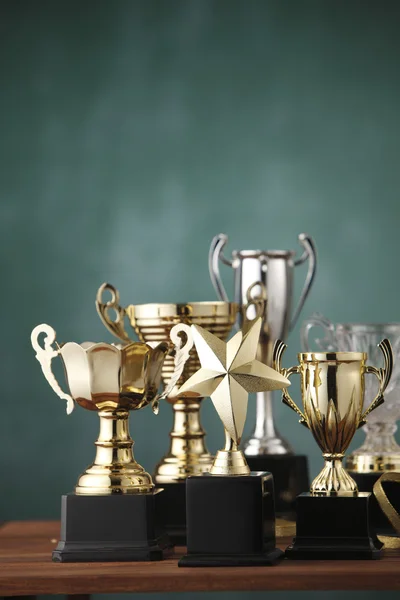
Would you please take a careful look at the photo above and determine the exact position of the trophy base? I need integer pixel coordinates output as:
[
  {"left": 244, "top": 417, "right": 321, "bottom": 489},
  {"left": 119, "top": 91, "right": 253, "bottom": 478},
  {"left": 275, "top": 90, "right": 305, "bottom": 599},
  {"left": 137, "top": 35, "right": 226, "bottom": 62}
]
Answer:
[
  {"left": 349, "top": 471, "right": 400, "bottom": 535},
  {"left": 286, "top": 492, "right": 383, "bottom": 560},
  {"left": 245, "top": 455, "right": 309, "bottom": 517},
  {"left": 179, "top": 471, "right": 283, "bottom": 568},
  {"left": 156, "top": 481, "right": 186, "bottom": 546},
  {"left": 53, "top": 491, "right": 173, "bottom": 562}
]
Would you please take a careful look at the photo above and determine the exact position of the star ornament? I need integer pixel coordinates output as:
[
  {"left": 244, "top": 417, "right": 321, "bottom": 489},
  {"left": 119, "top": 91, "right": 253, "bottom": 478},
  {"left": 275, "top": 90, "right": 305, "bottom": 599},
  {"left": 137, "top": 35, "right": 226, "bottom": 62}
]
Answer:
[{"left": 178, "top": 318, "right": 290, "bottom": 445}]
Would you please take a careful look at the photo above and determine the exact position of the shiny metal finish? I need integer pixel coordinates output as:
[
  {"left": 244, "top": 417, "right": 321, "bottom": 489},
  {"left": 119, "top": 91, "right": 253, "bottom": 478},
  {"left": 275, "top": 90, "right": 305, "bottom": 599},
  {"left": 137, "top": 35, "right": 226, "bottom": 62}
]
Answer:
[
  {"left": 96, "top": 283, "right": 238, "bottom": 482},
  {"left": 302, "top": 315, "right": 400, "bottom": 473},
  {"left": 273, "top": 339, "right": 393, "bottom": 494},
  {"left": 31, "top": 322, "right": 191, "bottom": 495},
  {"left": 178, "top": 319, "right": 290, "bottom": 476},
  {"left": 209, "top": 233, "right": 317, "bottom": 456}
]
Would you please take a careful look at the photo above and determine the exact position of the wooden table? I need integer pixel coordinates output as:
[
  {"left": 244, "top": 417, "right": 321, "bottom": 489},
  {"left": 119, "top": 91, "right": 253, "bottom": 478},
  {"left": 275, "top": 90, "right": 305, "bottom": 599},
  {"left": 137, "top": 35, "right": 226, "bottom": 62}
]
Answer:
[{"left": 1, "top": 521, "right": 400, "bottom": 596}]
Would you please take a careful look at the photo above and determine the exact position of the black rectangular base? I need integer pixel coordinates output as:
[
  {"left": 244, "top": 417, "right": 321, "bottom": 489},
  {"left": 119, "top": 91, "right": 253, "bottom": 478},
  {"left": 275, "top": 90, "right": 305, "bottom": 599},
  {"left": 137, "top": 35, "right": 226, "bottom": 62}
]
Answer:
[
  {"left": 245, "top": 455, "right": 309, "bottom": 517},
  {"left": 53, "top": 491, "right": 173, "bottom": 562},
  {"left": 155, "top": 481, "right": 186, "bottom": 546},
  {"left": 286, "top": 492, "right": 383, "bottom": 560},
  {"left": 350, "top": 471, "right": 400, "bottom": 535},
  {"left": 179, "top": 547, "right": 283, "bottom": 567},
  {"left": 180, "top": 471, "right": 282, "bottom": 568}
]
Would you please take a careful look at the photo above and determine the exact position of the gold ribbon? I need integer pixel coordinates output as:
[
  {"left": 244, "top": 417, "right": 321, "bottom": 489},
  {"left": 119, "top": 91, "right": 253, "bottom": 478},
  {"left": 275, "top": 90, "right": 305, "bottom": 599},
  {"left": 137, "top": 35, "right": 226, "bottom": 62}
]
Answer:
[{"left": 374, "top": 472, "right": 400, "bottom": 534}]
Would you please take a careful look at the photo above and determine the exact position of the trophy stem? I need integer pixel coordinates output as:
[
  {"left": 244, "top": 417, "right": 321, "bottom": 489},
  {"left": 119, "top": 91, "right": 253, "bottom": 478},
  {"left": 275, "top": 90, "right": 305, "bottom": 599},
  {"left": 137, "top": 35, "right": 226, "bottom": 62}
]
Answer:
[
  {"left": 210, "top": 430, "right": 250, "bottom": 476},
  {"left": 243, "top": 391, "right": 294, "bottom": 456},
  {"left": 153, "top": 398, "right": 214, "bottom": 483},
  {"left": 75, "top": 409, "right": 154, "bottom": 495},
  {"left": 311, "top": 454, "right": 358, "bottom": 495}
]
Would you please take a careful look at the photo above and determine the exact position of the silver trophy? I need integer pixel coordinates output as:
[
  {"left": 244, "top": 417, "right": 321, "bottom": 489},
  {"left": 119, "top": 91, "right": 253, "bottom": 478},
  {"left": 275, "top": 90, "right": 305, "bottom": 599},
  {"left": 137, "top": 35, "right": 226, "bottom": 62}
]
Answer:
[{"left": 209, "top": 233, "right": 317, "bottom": 456}]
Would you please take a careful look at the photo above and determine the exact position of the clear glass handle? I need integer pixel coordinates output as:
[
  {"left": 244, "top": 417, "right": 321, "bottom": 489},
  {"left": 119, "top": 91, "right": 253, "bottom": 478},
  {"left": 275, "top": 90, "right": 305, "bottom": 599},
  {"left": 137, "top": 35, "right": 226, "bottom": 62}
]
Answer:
[
  {"left": 301, "top": 312, "right": 336, "bottom": 351},
  {"left": 31, "top": 323, "right": 74, "bottom": 414}
]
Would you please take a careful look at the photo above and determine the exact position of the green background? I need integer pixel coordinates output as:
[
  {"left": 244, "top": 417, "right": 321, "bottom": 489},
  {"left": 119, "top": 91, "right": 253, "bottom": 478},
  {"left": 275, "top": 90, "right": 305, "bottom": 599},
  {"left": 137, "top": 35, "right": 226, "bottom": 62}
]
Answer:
[{"left": 1, "top": 0, "right": 400, "bottom": 598}]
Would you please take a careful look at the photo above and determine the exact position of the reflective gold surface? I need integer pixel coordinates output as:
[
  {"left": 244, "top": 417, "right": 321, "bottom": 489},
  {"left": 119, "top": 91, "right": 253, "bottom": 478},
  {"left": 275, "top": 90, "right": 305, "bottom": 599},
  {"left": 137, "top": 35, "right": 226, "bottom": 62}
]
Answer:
[
  {"left": 273, "top": 340, "right": 393, "bottom": 495},
  {"left": 96, "top": 282, "right": 238, "bottom": 482},
  {"left": 31, "top": 322, "right": 191, "bottom": 494},
  {"left": 178, "top": 318, "right": 290, "bottom": 475},
  {"left": 374, "top": 472, "right": 400, "bottom": 534}
]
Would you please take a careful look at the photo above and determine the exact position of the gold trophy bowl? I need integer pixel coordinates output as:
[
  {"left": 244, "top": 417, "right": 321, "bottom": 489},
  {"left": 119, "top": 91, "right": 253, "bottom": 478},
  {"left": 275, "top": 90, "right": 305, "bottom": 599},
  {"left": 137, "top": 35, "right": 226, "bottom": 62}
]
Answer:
[
  {"left": 31, "top": 322, "right": 192, "bottom": 494},
  {"left": 96, "top": 283, "right": 238, "bottom": 482},
  {"left": 273, "top": 340, "right": 393, "bottom": 495}
]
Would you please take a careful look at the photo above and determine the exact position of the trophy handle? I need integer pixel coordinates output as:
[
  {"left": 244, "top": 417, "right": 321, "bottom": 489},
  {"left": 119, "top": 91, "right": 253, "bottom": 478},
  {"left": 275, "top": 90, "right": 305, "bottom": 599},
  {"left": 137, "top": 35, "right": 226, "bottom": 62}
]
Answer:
[
  {"left": 301, "top": 313, "right": 336, "bottom": 352},
  {"left": 359, "top": 338, "right": 393, "bottom": 426},
  {"left": 241, "top": 281, "right": 267, "bottom": 333},
  {"left": 290, "top": 233, "right": 317, "bottom": 331},
  {"left": 31, "top": 324, "right": 74, "bottom": 414},
  {"left": 151, "top": 323, "right": 194, "bottom": 414},
  {"left": 272, "top": 339, "right": 308, "bottom": 428},
  {"left": 208, "top": 233, "right": 233, "bottom": 302},
  {"left": 96, "top": 282, "right": 132, "bottom": 344}
]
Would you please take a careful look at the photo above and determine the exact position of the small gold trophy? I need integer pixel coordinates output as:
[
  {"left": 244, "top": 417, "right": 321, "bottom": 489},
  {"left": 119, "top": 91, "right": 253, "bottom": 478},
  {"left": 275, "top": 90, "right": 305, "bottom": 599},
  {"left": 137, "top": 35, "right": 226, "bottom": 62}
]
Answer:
[
  {"left": 176, "top": 318, "right": 291, "bottom": 567},
  {"left": 31, "top": 322, "right": 192, "bottom": 562},
  {"left": 273, "top": 339, "right": 393, "bottom": 559},
  {"left": 96, "top": 282, "right": 237, "bottom": 543}
]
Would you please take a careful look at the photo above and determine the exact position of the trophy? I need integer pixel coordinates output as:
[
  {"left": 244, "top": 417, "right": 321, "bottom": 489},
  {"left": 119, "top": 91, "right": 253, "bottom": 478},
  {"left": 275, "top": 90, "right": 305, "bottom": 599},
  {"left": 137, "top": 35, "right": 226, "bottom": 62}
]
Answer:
[
  {"left": 31, "top": 322, "right": 192, "bottom": 562},
  {"left": 273, "top": 338, "right": 393, "bottom": 559},
  {"left": 96, "top": 283, "right": 237, "bottom": 544},
  {"left": 209, "top": 232, "right": 317, "bottom": 514},
  {"left": 302, "top": 315, "right": 400, "bottom": 475},
  {"left": 177, "top": 318, "right": 290, "bottom": 567}
]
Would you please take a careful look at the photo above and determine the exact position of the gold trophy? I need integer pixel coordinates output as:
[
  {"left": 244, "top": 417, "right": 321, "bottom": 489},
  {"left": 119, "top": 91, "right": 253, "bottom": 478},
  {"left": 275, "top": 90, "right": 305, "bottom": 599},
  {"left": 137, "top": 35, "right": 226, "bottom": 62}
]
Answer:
[
  {"left": 176, "top": 318, "right": 290, "bottom": 567},
  {"left": 95, "top": 282, "right": 238, "bottom": 543},
  {"left": 273, "top": 339, "right": 393, "bottom": 559},
  {"left": 31, "top": 321, "right": 192, "bottom": 561}
]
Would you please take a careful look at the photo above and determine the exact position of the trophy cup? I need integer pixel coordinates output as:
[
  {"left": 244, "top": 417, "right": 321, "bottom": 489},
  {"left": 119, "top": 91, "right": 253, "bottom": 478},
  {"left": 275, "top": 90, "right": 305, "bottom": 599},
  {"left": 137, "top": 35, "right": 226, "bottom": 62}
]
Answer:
[
  {"left": 31, "top": 322, "right": 192, "bottom": 562},
  {"left": 209, "top": 232, "right": 317, "bottom": 514},
  {"left": 273, "top": 338, "right": 393, "bottom": 559},
  {"left": 177, "top": 318, "right": 290, "bottom": 567},
  {"left": 96, "top": 283, "right": 237, "bottom": 544}
]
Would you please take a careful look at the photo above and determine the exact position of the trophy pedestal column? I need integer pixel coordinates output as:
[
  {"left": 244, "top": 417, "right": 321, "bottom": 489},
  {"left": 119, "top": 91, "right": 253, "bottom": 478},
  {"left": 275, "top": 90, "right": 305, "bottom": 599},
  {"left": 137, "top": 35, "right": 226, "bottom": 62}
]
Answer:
[
  {"left": 245, "top": 455, "right": 309, "bottom": 517},
  {"left": 53, "top": 492, "right": 172, "bottom": 562},
  {"left": 286, "top": 492, "right": 383, "bottom": 560},
  {"left": 179, "top": 472, "right": 283, "bottom": 567},
  {"left": 154, "top": 398, "right": 213, "bottom": 546}
]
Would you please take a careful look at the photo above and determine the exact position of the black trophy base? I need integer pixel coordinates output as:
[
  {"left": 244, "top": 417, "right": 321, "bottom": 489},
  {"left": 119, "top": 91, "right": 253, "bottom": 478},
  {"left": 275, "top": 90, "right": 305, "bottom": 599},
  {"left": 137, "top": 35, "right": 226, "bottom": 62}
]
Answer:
[
  {"left": 245, "top": 455, "right": 309, "bottom": 517},
  {"left": 286, "top": 492, "right": 383, "bottom": 560},
  {"left": 156, "top": 481, "right": 186, "bottom": 546},
  {"left": 350, "top": 471, "right": 400, "bottom": 535},
  {"left": 179, "top": 471, "right": 283, "bottom": 567},
  {"left": 53, "top": 491, "right": 173, "bottom": 562}
]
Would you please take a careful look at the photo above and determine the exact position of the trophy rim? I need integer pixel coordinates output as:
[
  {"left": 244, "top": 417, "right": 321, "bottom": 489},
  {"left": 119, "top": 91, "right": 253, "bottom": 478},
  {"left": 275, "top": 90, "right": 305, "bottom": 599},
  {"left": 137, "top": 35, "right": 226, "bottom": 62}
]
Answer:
[
  {"left": 127, "top": 301, "right": 238, "bottom": 318},
  {"left": 337, "top": 322, "right": 400, "bottom": 332},
  {"left": 232, "top": 249, "right": 296, "bottom": 259},
  {"left": 299, "top": 351, "right": 367, "bottom": 361}
]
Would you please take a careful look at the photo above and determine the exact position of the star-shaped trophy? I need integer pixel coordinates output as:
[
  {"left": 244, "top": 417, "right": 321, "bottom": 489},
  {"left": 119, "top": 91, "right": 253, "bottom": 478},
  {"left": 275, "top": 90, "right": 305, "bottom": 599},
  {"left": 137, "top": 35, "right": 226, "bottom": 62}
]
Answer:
[
  {"left": 179, "top": 317, "right": 290, "bottom": 476},
  {"left": 179, "top": 318, "right": 290, "bottom": 568}
]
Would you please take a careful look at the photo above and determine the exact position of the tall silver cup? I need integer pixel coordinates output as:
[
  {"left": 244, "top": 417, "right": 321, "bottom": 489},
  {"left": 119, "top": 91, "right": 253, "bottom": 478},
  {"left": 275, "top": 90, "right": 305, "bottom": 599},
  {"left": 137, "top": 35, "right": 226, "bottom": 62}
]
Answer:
[{"left": 209, "top": 233, "right": 317, "bottom": 455}]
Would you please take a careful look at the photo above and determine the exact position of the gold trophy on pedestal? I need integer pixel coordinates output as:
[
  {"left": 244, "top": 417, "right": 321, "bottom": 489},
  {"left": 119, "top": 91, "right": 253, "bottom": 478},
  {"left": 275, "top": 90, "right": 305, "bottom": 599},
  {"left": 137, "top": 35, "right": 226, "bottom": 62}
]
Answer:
[
  {"left": 31, "top": 321, "right": 192, "bottom": 561},
  {"left": 96, "top": 282, "right": 238, "bottom": 543},
  {"left": 273, "top": 339, "right": 393, "bottom": 559},
  {"left": 176, "top": 318, "right": 290, "bottom": 566}
]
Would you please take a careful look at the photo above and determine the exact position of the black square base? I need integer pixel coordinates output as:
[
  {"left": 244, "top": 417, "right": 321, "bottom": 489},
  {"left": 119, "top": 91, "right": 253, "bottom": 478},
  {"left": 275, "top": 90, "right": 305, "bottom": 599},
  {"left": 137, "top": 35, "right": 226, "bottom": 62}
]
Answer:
[
  {"left": 179, "top": 471, "right": 283, "bottom": 567},
  {"left": 245, "top": 455, "right": 309, "bottom": 517},
  {"left": 155, "top": 481, "right": 186, "bottom": 546},
  {"left": 53, "top": 491, "right": 173, "bottom": 562},
  {"left": 286, "top": 492, "right": 383, "bottom": 560},
  {"left": 350, "top": 471, "right": 400, "bottom": 535}
]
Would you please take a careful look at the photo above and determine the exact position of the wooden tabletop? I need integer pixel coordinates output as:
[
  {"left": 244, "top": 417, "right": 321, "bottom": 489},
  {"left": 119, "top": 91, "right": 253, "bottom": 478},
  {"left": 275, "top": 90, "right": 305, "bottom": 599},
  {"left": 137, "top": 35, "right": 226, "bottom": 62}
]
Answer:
[{"left": 1, "top": 521, "right": 400, "bottom": 595}]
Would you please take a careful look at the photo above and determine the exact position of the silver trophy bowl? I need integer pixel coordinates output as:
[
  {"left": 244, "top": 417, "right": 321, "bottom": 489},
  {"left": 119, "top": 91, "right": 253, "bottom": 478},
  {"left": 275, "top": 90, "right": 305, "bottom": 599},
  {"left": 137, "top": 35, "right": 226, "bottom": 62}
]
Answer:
[{"left": 209, "top": 233, "right": 317, "bottom": 456}]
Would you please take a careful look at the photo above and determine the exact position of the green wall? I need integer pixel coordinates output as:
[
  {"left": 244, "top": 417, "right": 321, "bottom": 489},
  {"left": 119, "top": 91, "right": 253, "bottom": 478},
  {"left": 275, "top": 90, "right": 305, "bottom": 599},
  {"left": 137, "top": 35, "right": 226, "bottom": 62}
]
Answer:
[{"left": 1, "top": 0, "right": 400, "bottom": 598}]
